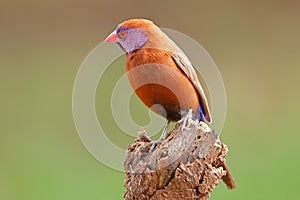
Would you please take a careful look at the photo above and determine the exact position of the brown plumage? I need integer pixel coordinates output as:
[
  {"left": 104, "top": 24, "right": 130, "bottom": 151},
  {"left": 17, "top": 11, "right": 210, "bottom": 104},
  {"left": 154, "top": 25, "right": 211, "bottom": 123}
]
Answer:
[{"left": 105, "top": 19, "right": 211, "bottom": 123}]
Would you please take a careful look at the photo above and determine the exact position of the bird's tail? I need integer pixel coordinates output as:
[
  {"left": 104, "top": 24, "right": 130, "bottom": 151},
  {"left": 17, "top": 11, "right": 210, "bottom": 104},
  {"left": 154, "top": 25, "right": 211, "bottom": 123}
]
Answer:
[{"left": 197, "top": 105, "right": 205, "bottom": 122}]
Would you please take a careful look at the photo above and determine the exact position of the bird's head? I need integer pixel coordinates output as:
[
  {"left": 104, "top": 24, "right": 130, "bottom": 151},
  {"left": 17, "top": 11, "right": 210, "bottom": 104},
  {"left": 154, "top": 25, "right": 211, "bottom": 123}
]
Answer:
[{"left": 105, "top": 19, "right": 165, "bottom": 53}]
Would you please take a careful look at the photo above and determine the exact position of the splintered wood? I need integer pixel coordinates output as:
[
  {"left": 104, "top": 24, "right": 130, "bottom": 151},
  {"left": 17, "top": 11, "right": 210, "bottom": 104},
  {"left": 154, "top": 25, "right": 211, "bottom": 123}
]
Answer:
[{"left": 124, "top": 123, "right": 235, "bottom": 200}]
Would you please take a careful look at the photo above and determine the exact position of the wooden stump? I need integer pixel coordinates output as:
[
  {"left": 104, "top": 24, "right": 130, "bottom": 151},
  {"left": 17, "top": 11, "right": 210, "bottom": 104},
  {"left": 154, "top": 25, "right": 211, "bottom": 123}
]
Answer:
[{"left": 124, "top": 122, "right": 235, "bottom": 200}]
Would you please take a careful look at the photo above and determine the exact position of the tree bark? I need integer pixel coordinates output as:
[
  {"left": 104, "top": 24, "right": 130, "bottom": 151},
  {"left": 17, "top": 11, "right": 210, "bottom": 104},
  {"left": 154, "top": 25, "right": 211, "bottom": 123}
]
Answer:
[{"left": 124, "top": 122, "right": 235, "bottom": 200}]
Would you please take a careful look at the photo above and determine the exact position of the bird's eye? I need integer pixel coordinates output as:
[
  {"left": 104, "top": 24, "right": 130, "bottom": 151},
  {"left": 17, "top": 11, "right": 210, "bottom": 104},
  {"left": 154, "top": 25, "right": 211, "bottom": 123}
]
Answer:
[{"left": 118, "top": 29, "right": 127, "bottom": 38}]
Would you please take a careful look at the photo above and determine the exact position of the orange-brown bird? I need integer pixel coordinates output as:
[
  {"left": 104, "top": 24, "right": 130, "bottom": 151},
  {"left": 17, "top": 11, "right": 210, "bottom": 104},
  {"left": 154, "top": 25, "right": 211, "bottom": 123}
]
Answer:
[
  {"left": 105, "top": 19, "right": 211, "bottom": 140},
  {"left": 105, "top": 19, "right": 236, "bottom": 189}
]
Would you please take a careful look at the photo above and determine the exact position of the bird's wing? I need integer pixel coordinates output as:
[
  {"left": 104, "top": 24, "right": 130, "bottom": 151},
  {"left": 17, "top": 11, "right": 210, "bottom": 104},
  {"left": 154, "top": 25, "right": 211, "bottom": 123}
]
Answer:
[{"left": 171, "top": 50, "right": 212, "bottom": 123}]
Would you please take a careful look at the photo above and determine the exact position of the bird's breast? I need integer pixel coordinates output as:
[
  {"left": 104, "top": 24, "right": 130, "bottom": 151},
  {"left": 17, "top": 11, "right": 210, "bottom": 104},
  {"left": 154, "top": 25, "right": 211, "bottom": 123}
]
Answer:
[{"left": 126, "top": 49, "right": 199, "bottom": 121}]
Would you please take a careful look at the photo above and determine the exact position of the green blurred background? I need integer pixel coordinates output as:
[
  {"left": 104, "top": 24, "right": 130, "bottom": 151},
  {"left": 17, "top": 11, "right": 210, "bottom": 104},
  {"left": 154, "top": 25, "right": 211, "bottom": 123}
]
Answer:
[{"left": 1, "top": 0, "right": 300, "bottom": 199}]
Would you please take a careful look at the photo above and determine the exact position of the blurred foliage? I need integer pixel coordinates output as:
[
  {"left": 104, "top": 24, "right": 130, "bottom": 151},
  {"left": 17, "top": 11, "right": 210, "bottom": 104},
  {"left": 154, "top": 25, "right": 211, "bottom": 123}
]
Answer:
[{"left": 0, "top": 0, "right": 300, "bottom": 199}]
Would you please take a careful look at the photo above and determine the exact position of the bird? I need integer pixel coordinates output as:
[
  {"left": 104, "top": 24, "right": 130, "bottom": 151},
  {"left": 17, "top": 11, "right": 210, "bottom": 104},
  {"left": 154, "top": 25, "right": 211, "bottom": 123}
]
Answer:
[{"left": 105, "top": 19, "right": 212, "bottom": 140}]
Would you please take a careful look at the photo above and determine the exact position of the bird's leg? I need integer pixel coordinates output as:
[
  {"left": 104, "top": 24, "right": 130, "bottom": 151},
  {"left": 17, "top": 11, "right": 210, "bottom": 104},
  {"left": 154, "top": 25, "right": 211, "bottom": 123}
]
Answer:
[
  {"left": 178, "top": 109, "right": 199, "bottom": 132},
  {"left": 149, "top": 120, "right": 170, "bottom": 151},
  {"left": 159, "top": 120, "right": 170, "bottom": 141}
]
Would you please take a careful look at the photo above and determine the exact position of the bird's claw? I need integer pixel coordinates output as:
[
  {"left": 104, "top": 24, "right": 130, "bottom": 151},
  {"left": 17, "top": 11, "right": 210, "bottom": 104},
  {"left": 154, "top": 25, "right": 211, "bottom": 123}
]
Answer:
[
  {"left": 178, "top": 109, "right": 199, "bottom": 133},
  {"left": 148, "top": 120, "right": 170, "bottom": 152},
  {"left": 149, "top": 139, "right": 162, "bottom": 152}
]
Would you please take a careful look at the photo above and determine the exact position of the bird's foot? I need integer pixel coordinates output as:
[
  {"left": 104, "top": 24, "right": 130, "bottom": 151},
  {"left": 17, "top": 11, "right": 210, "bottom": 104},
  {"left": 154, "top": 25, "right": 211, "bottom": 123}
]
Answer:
[
  {"left": 148, "top": 140, "right": 158, "bottom": 152},
  {"left": 178, "top": 109, "right": 199, "bottom": 133},
  {"left": 149, "top": 120, "right": 170, "bottom": 152}
]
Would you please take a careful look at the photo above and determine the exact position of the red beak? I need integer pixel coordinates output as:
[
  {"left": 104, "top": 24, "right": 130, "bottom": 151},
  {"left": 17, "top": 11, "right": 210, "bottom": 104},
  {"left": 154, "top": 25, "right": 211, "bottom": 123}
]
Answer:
[{"left": 105, "top": 31, "right": 118, "bottom": 43}]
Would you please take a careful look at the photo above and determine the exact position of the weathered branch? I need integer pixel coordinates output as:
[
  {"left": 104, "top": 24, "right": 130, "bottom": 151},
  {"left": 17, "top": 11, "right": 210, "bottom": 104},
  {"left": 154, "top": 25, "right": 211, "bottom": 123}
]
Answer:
[{"left": 124, "top": 122, "right": 235, "bottom": 200}]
